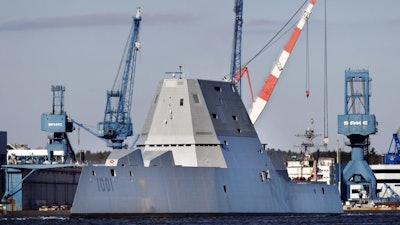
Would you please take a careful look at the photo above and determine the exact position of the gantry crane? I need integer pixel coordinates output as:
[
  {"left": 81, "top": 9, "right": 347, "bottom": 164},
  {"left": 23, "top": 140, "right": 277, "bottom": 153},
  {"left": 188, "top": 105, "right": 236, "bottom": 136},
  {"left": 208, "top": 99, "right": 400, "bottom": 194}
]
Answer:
[
  {"left": 338, "top": 69, "right": 378, "bottom": 203},
  {"left": 41, "top": 85, "right": 76, "bottom": 163}
]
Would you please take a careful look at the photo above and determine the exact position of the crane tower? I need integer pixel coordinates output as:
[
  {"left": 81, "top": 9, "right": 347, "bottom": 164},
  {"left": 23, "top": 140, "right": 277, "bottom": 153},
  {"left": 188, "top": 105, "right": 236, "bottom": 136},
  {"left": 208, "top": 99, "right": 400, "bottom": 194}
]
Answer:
[
  {"left": 230, "top": 0, "right": 243, "bottom": 94},
  {"left": 97, "top": 8, "right": 142, "bottom": 149},
  {"left": 338, "top": 69, "right": 378, "bottom": 203},
  {"left": 385, "top": 129, "right": 400, "bottom": 164},
  {"left": 41, "top": 85, "right": 75, "bottom": 163}
]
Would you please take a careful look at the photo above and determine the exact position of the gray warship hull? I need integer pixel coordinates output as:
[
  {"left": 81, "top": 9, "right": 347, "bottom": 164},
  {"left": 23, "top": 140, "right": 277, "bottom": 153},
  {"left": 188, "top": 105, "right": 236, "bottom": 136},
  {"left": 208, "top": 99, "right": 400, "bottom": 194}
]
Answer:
[{"left": 71, "top": 79, "right": 343, "bottom": 216}]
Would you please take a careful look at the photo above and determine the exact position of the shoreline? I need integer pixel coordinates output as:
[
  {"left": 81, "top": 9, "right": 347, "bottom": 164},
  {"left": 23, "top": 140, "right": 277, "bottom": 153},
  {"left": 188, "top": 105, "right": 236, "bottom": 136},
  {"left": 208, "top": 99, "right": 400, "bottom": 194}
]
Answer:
[{"left": 2, "top": 209, "right": 400, "bottom": 218}]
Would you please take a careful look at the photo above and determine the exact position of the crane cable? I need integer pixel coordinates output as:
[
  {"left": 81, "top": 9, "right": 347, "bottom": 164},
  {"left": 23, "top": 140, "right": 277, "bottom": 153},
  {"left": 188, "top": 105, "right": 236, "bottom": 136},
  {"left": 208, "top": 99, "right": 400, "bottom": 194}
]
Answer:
[
  {"left": 243, "top": 0, "right": 308, "bottom": 68},
  {"left": 223, "top": 0, "right": 308, "bottom": 79},
  {"left": 78, "top": 126, "right": 80, "bottom": 146},
  {"left": 305, "top": 18, "right": 310, "bottom": 98},
  {"left": 323, "top": 0, "right": 329, "bottom": 149},
  {"left": 112, "top": 24, "right": 134, "bottom": 91}
]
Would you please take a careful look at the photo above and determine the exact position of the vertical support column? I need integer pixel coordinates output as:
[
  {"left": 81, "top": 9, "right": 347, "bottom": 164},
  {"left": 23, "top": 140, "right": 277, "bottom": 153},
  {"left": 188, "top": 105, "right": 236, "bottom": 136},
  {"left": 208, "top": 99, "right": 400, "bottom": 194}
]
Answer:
[
  {"left": 0, "top": 131, "right": 7, "bottom": 200},
  {"left": 4, "top": 168, "right": 23, "bottom": 211}
]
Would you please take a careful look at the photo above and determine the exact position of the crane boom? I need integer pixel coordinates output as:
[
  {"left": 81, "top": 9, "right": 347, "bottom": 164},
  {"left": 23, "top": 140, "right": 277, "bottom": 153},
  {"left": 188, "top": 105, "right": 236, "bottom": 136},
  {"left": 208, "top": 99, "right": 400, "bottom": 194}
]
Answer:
[
  {"left": 230, "top": 0, "right": 243, "bottom": 93},
  {"left": 248, "top": 0, "right": 315, "bottom": 124},
  {"left": 71, "top": 119, "right": 107, "bottom": 144},
  {"left": 97, "top": 8, "right": 142, "bottom": 149}
]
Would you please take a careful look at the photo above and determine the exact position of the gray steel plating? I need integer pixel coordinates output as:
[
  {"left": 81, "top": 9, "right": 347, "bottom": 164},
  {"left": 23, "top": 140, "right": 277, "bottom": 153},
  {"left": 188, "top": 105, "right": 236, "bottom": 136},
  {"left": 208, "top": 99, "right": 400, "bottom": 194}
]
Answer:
[{"left": 71, "top": 78, "right": 343, "bottom": 216}]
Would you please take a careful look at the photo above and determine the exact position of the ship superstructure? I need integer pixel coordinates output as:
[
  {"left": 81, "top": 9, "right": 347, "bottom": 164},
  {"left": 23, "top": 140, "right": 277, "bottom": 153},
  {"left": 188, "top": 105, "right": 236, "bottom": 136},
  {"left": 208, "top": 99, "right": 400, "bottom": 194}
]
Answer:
[{"left": 287, "top": 119, "right": 335, "bottom": 184}]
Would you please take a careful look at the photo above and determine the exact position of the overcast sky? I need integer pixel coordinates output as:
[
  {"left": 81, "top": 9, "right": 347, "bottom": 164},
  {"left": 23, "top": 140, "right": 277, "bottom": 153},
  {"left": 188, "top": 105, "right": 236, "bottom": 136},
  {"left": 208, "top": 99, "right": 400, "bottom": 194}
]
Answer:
[{"left": 1, "top": 0, "right": 399, "bottom": 155}]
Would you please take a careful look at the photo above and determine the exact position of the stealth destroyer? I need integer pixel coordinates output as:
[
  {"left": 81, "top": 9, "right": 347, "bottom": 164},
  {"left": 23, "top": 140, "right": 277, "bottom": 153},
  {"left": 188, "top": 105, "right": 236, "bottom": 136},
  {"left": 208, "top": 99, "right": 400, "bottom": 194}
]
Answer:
[{"left": 71, "top": 78, "right": 343, "bottom": 217}]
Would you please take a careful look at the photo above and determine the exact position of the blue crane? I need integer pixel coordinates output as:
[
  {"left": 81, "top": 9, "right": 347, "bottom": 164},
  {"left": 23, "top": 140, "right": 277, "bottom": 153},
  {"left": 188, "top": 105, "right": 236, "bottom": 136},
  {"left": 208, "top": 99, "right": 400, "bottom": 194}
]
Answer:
[
  {"left": 230, "top": 0, "right": 243, "bottom": 94},
  {"left": 385, "top": 128, "right": 400, "bottom": 164},
  {"left": 97, "top": 8, "right": 142, "bottom": 149},
  {"left": 338, "top": 69, "right": 378, "bottom": 203},
  {"left": 41, "top": 85, "right": 76, "bottom": 163},
  {"left": 71, "top": 8, "right": 141, "bottom": 149}
]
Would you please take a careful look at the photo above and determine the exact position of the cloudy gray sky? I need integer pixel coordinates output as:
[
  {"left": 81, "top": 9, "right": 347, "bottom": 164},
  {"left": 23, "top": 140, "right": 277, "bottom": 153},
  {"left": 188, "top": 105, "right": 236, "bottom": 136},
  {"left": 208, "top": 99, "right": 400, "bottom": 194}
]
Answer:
[{"left": 1, "top": 0, "right": 399, "bottom": 155}]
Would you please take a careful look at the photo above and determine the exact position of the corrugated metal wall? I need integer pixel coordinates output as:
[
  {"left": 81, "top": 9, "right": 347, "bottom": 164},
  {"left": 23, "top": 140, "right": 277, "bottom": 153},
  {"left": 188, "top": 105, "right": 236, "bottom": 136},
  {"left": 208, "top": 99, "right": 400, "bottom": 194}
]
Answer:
[{"left": 22, "top": 167, "right": 81, "bottom": 210}]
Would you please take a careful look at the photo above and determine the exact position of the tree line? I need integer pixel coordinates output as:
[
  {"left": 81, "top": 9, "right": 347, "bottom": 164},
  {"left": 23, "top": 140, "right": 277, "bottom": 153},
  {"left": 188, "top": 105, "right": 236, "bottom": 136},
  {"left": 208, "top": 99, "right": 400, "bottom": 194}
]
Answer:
[
  {"left": 75, "top": 147, "right": 386, "bottom": 164},
  {"left": 275, "top": 147, "right": 384, "bottom": 165}
]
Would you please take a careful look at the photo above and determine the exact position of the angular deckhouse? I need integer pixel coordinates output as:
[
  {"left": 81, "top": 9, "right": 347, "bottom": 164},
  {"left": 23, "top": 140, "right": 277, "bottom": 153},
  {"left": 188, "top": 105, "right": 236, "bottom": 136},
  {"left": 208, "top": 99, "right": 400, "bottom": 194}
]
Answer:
[
  {"left": 71, "top": 78, "right": 343, "bottom": 216},
  {"left": 139, "top": 78, "right": 258, "bottom": 168}
]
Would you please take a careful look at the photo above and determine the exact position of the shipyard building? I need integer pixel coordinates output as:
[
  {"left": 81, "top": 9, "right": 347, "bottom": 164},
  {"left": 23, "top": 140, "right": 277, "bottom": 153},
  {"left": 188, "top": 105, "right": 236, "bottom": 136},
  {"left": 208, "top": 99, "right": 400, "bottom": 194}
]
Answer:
[{"left": 0, "top": 132, "right": 6, "bottom": 200}]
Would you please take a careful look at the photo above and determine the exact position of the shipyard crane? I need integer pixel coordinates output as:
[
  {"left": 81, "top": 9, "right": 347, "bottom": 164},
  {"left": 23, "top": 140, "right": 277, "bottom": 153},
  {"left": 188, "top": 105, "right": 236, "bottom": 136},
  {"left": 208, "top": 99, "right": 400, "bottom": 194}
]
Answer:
[
  {"left": 97, "top": 7, "right": 142, "bottom": 149},
  {"left": 338, "top": 69, "right": 378, "bottom": 203},
  {"left": 248, "top": 0, "right": 315, "bottom": 124},
  {"left": 41, "top": 85, "right": 76, "bottom": 163},
  {"left": 381, "top": 183, "right": 400, "bottom": 200},
  {"left": 225, "top": 0, "right": 255, "bottom": 102},
  {"left": 230, "top": 0, "right": 243, "bottom": 94},
  {"left": 385, "top": 128, "right": 400, "bottom": 164},
  {"left": 71, "top": 8, "right": 142, "bottom": 149}
]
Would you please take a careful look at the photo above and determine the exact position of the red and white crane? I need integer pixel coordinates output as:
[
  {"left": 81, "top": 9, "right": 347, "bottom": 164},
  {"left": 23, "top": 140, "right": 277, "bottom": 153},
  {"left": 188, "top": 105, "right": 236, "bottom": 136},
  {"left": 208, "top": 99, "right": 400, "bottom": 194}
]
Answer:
[{"left": 248, "top": 0, "right": 316, "bottom": 124}]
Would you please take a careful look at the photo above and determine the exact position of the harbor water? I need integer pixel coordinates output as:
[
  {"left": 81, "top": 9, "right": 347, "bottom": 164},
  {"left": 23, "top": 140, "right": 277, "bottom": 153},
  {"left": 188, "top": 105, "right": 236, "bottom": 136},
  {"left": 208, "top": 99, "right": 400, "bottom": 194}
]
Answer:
[{"left": 1, "top": 211, "right": 400, "bottom": 225}]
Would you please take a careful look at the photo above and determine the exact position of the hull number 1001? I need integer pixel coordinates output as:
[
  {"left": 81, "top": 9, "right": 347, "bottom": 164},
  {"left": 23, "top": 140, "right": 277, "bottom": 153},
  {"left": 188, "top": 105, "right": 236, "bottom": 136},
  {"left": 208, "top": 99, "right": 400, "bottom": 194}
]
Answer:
[{"left": 96, "top": 177, "right": 114, "bottom": 192}]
